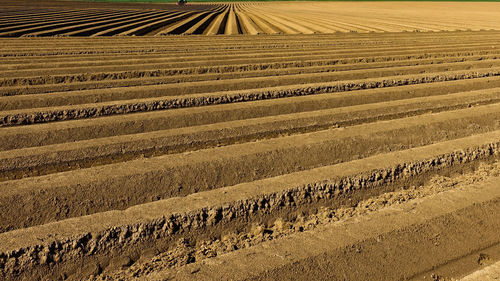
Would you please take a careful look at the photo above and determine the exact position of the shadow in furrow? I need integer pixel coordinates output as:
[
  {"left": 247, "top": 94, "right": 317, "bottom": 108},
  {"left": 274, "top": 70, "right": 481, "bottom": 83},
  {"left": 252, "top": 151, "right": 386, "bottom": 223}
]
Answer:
[{"left": 168, "top": 12, "right": 211, "bottom": 35}]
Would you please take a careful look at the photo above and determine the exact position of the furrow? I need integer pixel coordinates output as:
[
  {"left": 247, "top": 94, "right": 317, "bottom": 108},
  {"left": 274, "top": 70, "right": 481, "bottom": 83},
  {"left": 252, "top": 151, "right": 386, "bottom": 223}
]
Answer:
[
  {"left": 0, "top": 104, "right": 499, "bottom": 232},
  {"left": 1, "top": 88, "right": 499, "bottom": 181},
  {"left": 1, "top": 130, "right": 500, "bottom": 280},
  {"left": 1, "top": 53, "right": 498, "bottom": 96},
  {"left": 2, "top": 44, "right": 499, "bottom": 76},
  {"left": 1, "top": 69, "right": 500, "bottom": 126},
  {"left": 1, "top": 76, "right": 499, "bottom": 151}
]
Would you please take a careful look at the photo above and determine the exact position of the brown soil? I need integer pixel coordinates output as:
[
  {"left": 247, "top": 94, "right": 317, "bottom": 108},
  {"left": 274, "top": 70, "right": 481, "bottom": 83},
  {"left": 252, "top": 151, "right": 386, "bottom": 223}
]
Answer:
[
  {"left": 0, "top": 30, "right": 499, "bottom": 281},
  {"left": 1, "top": 1, "right": 500, "bottom": 36},
  {"left": 100, "top": 160, "right": 500, "bottom": 280}
]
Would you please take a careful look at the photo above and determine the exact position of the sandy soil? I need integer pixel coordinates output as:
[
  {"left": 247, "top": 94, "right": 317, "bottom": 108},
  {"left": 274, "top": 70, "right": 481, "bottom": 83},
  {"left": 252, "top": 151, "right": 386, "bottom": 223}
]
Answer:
[
  {"left": 0, "top": 29, "right": 499, "bottom": 280},
  {"left": 137, "top": 161, "right": 500, "bottom": 281},
  {"left": 1, "top": 1, "right": 500, "bottom": 36},
  {"left": 462, "top": 261, "right": 500, "bottom": 281}
]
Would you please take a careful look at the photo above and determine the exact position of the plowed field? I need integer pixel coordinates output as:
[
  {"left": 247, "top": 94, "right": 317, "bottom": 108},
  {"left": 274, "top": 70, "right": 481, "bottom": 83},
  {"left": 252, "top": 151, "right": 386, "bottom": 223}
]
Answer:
[
  {"left": 1, "top": 30, "right": 500, "bottom": 281},
  {"left": 1, "top": 1, "right": 500, "bottom": 36},
  {"left": 1, "top": 1, "right": 500, "bottom": 280}
]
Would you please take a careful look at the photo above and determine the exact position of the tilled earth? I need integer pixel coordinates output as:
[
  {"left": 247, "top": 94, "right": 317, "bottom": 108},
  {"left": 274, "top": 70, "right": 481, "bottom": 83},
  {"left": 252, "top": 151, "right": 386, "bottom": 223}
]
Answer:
[
  {"left": 0, "top": 30, "right": 499, "bottom": 280},
  {"left": 1, "top": 0, "right": 500, "bottom": 36}
]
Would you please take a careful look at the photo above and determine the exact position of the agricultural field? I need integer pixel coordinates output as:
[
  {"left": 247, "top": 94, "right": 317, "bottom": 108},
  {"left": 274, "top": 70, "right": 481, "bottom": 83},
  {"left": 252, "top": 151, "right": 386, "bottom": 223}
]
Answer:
[
  {"left": 1, "top": 1, "right": 500, "bottom": 36},
  {"left": 1, "top": 1, "right": 500, "bottom": 281}
]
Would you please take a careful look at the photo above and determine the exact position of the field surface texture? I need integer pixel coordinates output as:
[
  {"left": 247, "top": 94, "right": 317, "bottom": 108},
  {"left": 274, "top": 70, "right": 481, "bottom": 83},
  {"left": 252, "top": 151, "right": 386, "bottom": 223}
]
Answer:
[
  {"left": 1, "top": 1, "right": 500, "bottom": 281},
  {"left": 1, "top": 1, "right": 500, "bottom": 36}
]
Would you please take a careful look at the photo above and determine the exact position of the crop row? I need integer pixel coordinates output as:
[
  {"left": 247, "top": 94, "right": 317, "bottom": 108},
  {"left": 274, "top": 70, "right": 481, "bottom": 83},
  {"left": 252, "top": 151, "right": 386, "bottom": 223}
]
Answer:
[
  {"left": 1, "top": 2, "right": 499, "bottom": 37},
  {"left": 1, "top": 31, "right": 499, "bottom": 280}
]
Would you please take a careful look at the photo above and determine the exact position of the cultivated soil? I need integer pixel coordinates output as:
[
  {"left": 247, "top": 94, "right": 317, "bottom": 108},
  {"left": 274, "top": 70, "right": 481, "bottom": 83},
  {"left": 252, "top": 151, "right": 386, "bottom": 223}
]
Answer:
[
  {"left": 0, "top": 1, "right": 499, "bottom": 280},
  {"left": 1, "top": 1, "right": 500, "bottom": 36}
]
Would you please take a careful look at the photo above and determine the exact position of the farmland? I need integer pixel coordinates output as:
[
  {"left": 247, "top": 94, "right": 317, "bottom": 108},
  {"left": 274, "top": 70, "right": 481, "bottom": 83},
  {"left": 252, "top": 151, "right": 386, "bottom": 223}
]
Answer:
[
  {"left": 1, "top": 1, "right": 500, "bottom": 36},
  {"left": 1, "top": 1, "right": 500, "bottom": 281}
]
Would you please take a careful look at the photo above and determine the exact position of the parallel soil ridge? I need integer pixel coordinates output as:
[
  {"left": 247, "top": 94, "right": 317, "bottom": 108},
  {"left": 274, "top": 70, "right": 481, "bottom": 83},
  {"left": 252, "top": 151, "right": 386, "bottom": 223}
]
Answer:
[
  {"left": 1, "top": 1, "right": 500, "bottom": 37},
  {"left": 1, "top": 31, "right": 499, "bottom": 280}
]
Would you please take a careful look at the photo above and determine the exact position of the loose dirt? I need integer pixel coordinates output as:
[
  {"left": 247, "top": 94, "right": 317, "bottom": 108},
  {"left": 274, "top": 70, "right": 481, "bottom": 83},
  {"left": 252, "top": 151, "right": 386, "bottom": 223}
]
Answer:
[
  {"left": 0, "top": 23, "right": 499, "bottom": 281},
  {"left": 1, "top": 1, "right": 500, "bottom": 36},
  {"left": 95, "top": 160, "right": 500, "bottom": 280}
]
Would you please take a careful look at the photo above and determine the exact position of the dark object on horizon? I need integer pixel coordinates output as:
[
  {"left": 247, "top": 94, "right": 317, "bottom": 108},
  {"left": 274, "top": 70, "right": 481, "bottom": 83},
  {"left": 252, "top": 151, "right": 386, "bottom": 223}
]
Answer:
[{"left": 177, "top": 0, "right": 187, "bottom": 6}]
